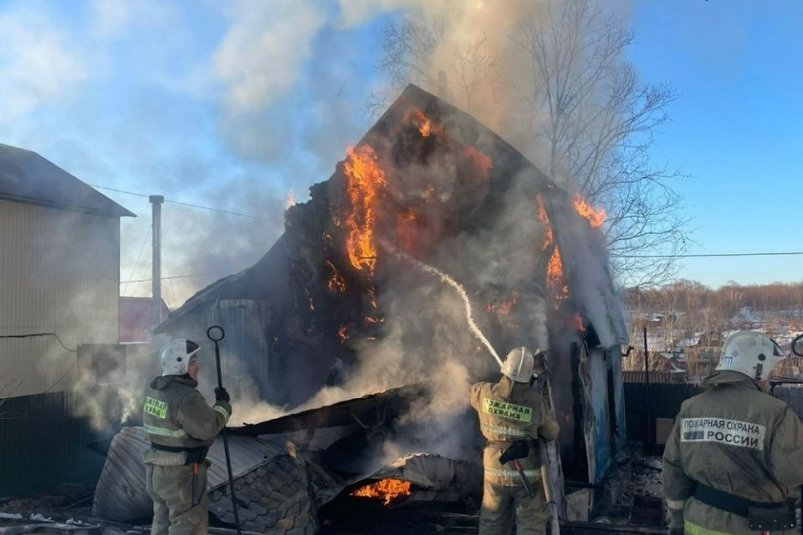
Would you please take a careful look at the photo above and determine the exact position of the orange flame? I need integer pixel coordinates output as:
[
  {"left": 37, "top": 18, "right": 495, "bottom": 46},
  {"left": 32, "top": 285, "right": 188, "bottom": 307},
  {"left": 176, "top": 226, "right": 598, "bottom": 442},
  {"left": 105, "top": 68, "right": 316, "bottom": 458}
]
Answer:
[
  {"left": 364, "top": 316, "right": 384, "bottom": 324},
  {"left": 571, "top": 313, "right": 586, "bottom": 332},
  {"left": 536, "top": 196, "right": 553, "bottom": 252},
  {"left": 337, "top": 325, "right": 349, "bottom": 343},
  {"left": 410, "top": 109, "right": 445, "bottom": 139},
  {"left": 286, "top": 190, "right": 296, "bottom": 209},
  {"left": 326, "top": 260, "right": 346, "bottom": 294},
  {"left": 485, "top": 292, "right": 518, "bottom": 316},
  {"left": 538, "top": 195, "right": 568, "bottom": 302},
  {"left": 462, "top": 146, "right": 492, "bottom": 178},
  {"left": 397, "top": 209, "right": 418, "bottom": 251},
  {"left": 573, "top": 194, "right": 605, "bottom": 228},
  {"left": 350, "top": 479, "right": 412, "bottom": 506},
  {"left": 344, "top": 144, "right": 386, "bottom": 275},
  {"left": 547, "top": 247, "right": 569, "bottom": 301}
]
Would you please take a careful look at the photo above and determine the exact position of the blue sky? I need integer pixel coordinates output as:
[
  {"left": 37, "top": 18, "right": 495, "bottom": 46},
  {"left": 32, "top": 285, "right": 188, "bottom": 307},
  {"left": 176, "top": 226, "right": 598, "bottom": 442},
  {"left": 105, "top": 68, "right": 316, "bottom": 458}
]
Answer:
[
  {"left": 2, "top": 0, "right": 802, "bottom": 308},
  {"left": 628, "top": 0, "right": 803, "bottom": 287}
]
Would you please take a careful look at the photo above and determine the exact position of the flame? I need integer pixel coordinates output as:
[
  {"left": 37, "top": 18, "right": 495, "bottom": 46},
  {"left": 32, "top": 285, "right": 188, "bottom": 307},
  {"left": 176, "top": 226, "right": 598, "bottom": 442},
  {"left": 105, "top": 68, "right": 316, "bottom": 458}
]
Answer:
[
  {"left": 498, "top": 294, "right": 518, "bottom": 315},
  {"left": 485, "top": 292, "right": 518, "bottom": 316},
  {"left": 538, "top": 195, "right": 568, "bottom": 302},
  {"left": 396, "top": 210, "right": 418, "bottom": 251},
  {"left": 326, "top": 260, "right": 346, "bottom": 294},
  {"left": 286, "top": 190, "right": 296, "bottom": 209},
  {"left": 364, "top": 316, "right": 384, "bottom": 324},
  {"left": 536, "top": 196, "right": 553, "bottom": 252},
  {"left": 409, "top": 109, "right": 445, "bottom": 139},
  {"left": 337, "top": 325, "right": 349, "bottom": 343},
  {"left": 420, "top": 119, "right": 432, "bottom": 137},
  {"left": 571, "top": 313, "right": 586, "bottom": 332},
  {"left": 547, "top": 247, "right": 569, "bottom": 301},
  {"left": 344, "top": 144, "right": 386, "bottom": 275},
  {"left": 462, "top": 146, "right": 492, "bottom": 178},
  {"left": 368, "top": 287, "right": 378, "bottom": 309},
  {"left": 573, "top": 194, "right": 605, "bottom": 228},
  {"left": 350, "top": 479, "right": 412, "bottom": 506}
]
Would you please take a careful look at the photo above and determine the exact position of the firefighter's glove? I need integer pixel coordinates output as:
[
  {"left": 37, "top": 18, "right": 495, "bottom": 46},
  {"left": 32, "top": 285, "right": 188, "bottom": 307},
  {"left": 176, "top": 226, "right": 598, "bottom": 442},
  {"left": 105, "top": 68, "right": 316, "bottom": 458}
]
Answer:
[
  {"left": 215, "top": 387, "right": 230, "bottom": 403},
  {"left": 667, "top": 507, "right": 684, "bottom": 535}
]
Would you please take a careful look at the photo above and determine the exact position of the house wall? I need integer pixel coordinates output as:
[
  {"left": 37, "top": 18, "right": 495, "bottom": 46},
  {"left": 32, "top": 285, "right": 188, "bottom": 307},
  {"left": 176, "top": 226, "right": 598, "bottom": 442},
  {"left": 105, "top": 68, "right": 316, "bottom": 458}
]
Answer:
[{"left": 0, "top": 199, "right": 120, "bottom": 398}]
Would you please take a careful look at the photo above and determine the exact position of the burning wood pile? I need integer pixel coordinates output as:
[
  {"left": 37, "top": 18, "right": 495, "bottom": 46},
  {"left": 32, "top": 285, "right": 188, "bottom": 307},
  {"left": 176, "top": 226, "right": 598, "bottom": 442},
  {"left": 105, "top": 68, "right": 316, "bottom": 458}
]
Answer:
[{"left": 93, "top": 83, "right": 629, "bottom": 532}]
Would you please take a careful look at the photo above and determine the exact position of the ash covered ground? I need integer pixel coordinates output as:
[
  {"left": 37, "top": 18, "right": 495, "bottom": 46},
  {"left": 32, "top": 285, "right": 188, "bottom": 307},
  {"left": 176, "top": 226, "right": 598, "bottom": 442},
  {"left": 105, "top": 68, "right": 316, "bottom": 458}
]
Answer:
[{"left": 614, "top": 456, "right": 663, "bottom": 507}]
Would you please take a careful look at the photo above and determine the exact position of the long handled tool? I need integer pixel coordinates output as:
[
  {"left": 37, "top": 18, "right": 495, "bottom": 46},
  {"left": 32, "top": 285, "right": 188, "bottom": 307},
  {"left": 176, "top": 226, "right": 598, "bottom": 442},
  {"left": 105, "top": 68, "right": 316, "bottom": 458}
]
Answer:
[
  {"left": 207, "top": 325, "right": 241, "bottom": 535},
  {"left": 538, "top": 437, "right": 560, "bottom": 535},
  {"left": 534, "top": 351, "right": 562, "bottom": 535}
]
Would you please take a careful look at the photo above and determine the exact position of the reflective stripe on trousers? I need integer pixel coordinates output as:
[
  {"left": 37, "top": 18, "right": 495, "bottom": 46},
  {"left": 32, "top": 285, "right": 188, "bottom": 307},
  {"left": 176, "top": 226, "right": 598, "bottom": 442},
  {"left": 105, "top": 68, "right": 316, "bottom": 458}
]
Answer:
[
  {"left": 143, "top": 423, "right": 188, "bottom": 438},
  {"left": 484, "top": 467, "right": 541, "bottom": 479}
]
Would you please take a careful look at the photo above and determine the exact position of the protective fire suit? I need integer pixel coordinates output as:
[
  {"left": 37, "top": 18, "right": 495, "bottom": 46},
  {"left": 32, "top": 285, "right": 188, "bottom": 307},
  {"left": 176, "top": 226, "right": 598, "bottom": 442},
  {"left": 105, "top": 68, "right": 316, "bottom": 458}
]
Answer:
[
  {"left": 143, "top": 375, "right": 231, "bottom": 535},
  {"left": 662, "top": 370, "right": 803, "bottom": 535},
  {"left": 470, "top": 375, "right": 560, "bottom": 535}
]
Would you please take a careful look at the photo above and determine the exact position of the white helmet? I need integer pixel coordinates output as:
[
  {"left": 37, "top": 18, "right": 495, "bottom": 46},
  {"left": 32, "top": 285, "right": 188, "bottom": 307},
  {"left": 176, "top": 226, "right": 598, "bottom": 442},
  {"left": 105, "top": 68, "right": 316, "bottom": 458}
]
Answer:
[
  {"left": 160, "top": 339, "right": 200, "bottom": 376},
  {"left": 501, "top": 346, "right": 535, "bottom": 383},
  {"left": 716, "top": 331, "right": 786, "bottom": 381}
]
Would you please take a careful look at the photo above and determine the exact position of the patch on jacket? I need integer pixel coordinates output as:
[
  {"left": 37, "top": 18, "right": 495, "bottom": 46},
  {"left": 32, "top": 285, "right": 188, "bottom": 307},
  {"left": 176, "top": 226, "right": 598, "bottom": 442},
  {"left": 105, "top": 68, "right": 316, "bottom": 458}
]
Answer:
[
  {"left": 144, "top": 396, "right": 168, "bottom": 419},
  {"left": 680, "top": 417, "right": 765, "bottom": 450},
  {"left": 482, "top": 398, "right": 532, "bottom": 423}
]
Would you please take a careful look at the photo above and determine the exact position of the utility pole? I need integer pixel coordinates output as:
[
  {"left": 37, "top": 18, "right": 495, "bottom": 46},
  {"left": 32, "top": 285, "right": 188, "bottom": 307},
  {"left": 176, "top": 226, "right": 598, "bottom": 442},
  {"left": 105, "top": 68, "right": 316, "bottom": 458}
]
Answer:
[
  {"left": 643, "top": 325, "right": 652, "bottom": 453},
  {"left": 150, "top": 195, "right": 164, "bottom": 332}
]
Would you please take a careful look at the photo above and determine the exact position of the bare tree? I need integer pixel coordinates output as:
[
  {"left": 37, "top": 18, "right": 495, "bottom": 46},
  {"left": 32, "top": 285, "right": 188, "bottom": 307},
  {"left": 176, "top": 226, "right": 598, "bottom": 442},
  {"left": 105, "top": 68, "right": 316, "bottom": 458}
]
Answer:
[{"left": 372, "top": 0, "right": 688, "bottom": 287}]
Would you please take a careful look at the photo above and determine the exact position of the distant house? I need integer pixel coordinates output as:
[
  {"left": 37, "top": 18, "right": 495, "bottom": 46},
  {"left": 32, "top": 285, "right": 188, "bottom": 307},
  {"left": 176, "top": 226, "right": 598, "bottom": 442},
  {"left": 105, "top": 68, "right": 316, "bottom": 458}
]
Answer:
[
  {"left": 0, "top": 143, "right": 134, "bottom": 494},
  {"left": 119, "top": 296, "right": 169, "bottom": 343}
]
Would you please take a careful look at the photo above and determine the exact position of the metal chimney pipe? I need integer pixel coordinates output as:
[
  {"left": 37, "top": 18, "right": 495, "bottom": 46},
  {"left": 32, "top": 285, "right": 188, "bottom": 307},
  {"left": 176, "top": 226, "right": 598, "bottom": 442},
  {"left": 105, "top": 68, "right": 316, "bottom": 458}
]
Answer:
[{"left": 150, "top": 195, "right": 164, "bottom": 332}]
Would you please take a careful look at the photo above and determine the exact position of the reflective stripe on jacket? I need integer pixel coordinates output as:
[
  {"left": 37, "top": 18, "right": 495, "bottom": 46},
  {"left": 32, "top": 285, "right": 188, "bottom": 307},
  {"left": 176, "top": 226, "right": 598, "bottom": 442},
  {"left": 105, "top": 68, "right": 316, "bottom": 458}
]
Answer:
[
  {"left": 470, "top": 376, "right": 559, "bottom": 486},
  {"left": 662, "top": 370, "right": 803, "bottom": 535},
  {"left": 142, "top": 375, "right": 231, "bottom": 465}
]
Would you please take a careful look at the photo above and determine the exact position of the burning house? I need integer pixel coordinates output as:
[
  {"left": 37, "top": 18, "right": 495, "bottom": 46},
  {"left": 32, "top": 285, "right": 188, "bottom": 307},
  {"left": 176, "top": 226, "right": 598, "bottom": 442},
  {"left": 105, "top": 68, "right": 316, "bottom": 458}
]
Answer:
[{"left": 94, "top": 84, "right": 630, "bottom": 531}]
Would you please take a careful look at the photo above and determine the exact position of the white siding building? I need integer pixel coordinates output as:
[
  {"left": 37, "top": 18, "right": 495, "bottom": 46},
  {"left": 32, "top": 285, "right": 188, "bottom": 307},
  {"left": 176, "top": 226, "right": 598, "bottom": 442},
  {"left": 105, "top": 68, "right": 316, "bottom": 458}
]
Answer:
[
  {"left": 0, "top": 143, "right": 134, "bottom": 494},
  {"left": 0, "top": 143, "right": 134, "bottom": 397}
]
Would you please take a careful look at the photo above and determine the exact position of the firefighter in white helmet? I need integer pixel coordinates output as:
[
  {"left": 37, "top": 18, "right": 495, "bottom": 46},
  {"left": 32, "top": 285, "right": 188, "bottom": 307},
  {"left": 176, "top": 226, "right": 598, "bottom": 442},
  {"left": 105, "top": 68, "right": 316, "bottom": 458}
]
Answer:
[
  {"left": 470, "top": 347, "right": 559, "bottom": 534},
  {"left": 142, "top": 339, "right": 232, "bottom": 535},
  {"left": 663, "top": 330, "right": 803, "bottom": 535}
]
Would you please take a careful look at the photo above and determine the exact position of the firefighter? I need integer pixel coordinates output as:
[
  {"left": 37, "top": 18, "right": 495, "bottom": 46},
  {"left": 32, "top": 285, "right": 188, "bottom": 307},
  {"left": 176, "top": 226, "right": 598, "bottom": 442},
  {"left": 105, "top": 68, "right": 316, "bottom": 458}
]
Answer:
[
  {"left": 470, "top": 346, "right": 560, "bottom": 535},
  {"left": 663, "top": 330, "right": 803, "bottom": 535},
  {"left": 142, "top": 339, "right": 232, "bottom": 535}
]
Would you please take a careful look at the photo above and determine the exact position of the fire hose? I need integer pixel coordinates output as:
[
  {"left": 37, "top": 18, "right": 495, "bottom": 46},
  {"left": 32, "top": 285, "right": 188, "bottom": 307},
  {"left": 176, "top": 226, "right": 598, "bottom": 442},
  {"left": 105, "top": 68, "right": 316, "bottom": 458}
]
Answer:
[{"left": 207, "top": 325, "right": 241, "bottom": 535}]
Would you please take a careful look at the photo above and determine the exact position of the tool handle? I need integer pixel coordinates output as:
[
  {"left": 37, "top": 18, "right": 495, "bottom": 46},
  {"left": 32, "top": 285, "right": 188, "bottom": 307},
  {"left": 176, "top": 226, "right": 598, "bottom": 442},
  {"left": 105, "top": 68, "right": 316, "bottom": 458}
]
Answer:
[
  {"left": 511, "top": 459, "right": 534, "bottom": 497},
  {"left": 206, "top": 325, "right": 225, "bottom": 342}
]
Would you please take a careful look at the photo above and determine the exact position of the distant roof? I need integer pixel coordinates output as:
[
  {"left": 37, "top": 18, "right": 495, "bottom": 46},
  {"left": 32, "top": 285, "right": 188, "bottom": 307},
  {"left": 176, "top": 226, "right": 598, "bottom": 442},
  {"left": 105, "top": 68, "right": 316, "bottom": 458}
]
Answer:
[
  {"left": 0, "top": 143, "right": 134, "bottom": 217},
  {"left": 119, "top": 296, "right": 170, "bottom": 343}
]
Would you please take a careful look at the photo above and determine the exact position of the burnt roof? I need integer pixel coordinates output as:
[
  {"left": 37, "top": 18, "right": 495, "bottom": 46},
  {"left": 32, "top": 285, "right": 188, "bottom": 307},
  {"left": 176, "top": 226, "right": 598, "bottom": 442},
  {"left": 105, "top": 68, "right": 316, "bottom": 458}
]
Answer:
[
  {"left": 158, "top": 84, "right": 555, "bottom": 331},
  {"left": 0, "top": 143, "right": 134, "bottom": 217}
]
